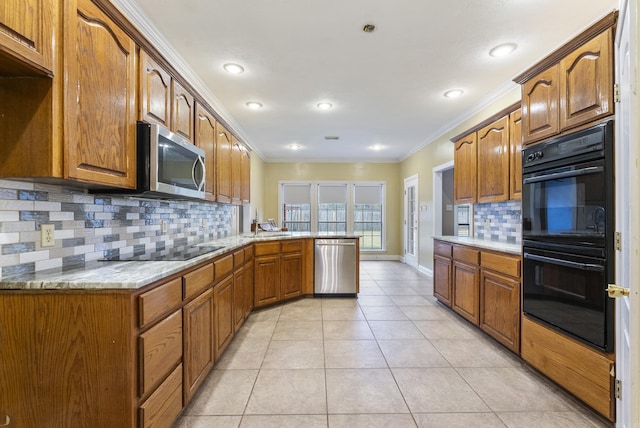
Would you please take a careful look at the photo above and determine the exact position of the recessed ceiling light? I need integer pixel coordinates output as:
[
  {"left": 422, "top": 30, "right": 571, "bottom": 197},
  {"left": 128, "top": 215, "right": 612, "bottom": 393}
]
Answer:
[
  {"left": 317, "top": 102, "right": 333, "bottom": 110},
  {"left": 444, "top": 89, "right": 464, "bottom": 99},
  {"left": 288, "top": 144, "right": 302, "bottom": 150},
  {"left": 370, "top": 144, "right": 384, "bottom": 151},
  {"left": 223, "top": 63, "right": 245, "bottom": 74},
  {"left": 246, "top": 101, "right": 263, "bottom": 110},
  {"left": 489, "top": 43, "right": 518, "bottom": 57}
]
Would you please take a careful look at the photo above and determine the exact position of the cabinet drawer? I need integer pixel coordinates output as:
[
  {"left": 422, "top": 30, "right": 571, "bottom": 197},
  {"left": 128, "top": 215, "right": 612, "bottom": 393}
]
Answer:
[
  {"left": 233, "top": 249, "right": 244, "bottom": 268},
  {"left": 281, "top": 240, "right": 302, "bottom": 253},
  {"left": 244, "top": 245, "right": 254, "bottom": 263},
  {"left": 255, "top": 241, "right": 280, "bottom": 256},
  {"left": 138, "top": 278, "right": 182, "bottom": 328},
  {"left": 183, "top": 263, "right": 213, "bottom": 300},
  {"left": 453, "top": 245, "right": 479, "bottom": 265},
  {"left": 139, "top": 310, "right": 182, "bottom": 397},
  {"left": 481, "top": 251, "right": 521, "bottom": 278},
  {"left": 434, "top": 241, "right": 452, "bottom": 258},
  {"left": 214, "top": 254, "right": 234, "bottom": 281},
  {"left": 139, "top": 364, "right": 183, "bottom": 428}
]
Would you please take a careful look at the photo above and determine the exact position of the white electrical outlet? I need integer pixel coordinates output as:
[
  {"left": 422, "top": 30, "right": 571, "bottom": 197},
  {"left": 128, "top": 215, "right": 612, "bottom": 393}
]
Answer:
[
  {"left": 41, "top": 224, "right": 55, "bottom": 247},
  {"left": 161, "top": 220, "right": 168, "bottom": 233}
]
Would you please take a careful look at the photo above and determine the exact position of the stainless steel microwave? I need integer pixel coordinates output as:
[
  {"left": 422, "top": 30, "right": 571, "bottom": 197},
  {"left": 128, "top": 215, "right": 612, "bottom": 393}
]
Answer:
[{"left": 103, "top": 122, "right": 206, "bottom": 200}]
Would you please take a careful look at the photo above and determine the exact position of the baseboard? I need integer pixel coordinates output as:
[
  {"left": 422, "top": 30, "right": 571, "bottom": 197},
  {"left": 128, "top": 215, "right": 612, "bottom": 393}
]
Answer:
[
  {"left": 419, "top": 265, "right": 433, "bottom": 277},
  {"left": 360, "top": 254, "right": 403, "bottom": 261}
]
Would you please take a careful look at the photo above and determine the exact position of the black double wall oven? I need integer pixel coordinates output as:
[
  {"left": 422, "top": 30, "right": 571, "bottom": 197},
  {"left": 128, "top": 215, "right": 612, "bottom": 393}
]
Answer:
[{"left": 522, "top": 120, "right": 614, "bottom": 352}]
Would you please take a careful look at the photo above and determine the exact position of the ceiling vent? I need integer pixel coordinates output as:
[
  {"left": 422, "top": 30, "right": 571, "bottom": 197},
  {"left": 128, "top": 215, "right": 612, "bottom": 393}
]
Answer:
[{"left": 324, "top": 136, "right": 340, "bottom": 140}]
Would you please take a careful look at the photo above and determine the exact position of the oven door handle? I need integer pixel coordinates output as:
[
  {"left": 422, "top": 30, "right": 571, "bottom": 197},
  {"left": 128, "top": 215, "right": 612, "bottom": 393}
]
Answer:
[
  {"left": 524, "top": 253, "right": 605, "bottom": 272},
  {"left": 523, "top": 166, "right": 603, "bottom": 184}
]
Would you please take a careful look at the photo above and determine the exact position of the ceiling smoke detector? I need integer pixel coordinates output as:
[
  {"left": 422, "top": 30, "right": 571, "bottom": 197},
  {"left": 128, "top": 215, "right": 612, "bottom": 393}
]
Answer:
[{"left": 362, "top": 24, "right": 376, "bottom": 33}]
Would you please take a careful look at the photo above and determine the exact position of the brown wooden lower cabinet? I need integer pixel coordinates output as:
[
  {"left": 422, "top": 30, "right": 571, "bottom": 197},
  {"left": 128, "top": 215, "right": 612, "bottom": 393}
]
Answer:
[
  {"left": 452, "top": 260, "right": 480, "bottom": 325},
  {"left": 521, "top": 316, "right": 615, "bottom": 420},
  {"left": 0, "top": 239, "right": 320, "bottom": 427},
  {"left": 183, "top": 288, "right": 214, "bottom": 404},
  {"left": 433, "top": 239, "right": 521, "bottom": 354},
  {"left": 213, "top": 275, "right": 234, "bottom": 360}
]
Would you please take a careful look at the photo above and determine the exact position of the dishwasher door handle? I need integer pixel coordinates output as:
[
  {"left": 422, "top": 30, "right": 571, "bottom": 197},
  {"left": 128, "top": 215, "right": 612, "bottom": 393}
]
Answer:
[{"left": 316, "top": 242, "right": 356, "bottom": 246}]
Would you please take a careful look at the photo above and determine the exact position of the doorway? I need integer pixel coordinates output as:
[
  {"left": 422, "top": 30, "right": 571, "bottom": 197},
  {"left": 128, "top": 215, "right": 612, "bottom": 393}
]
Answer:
[
  {"left": 403, "top": 175, "right": 418, "bottom": 269},
  {"left": 432, "top": 161, "right": 455, "bottom": 237}
]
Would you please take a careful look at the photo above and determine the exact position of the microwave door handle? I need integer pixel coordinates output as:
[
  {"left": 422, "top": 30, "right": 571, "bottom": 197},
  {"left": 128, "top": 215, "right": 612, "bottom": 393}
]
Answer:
[
  {"left": 524, "top": 253, "right": 605, "bottom": 272},
  {"left": 523, "top": 166, "right": 603, "bottom": 184},
  {"left": 192, "top": 156, "right": 206, "bottom": 191}
]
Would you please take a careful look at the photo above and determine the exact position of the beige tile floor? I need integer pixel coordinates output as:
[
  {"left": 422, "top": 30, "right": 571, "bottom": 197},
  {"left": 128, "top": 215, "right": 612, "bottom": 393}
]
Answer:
[{"left": 175, "top": 261, "right": 612, "bottom": 428}]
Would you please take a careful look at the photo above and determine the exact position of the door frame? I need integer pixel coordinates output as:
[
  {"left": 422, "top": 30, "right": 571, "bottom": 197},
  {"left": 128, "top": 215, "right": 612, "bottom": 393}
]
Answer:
[
  {"left": 615, "top": 0, "right": 639, "bottom": 425},
  {"left": 432, "top": 160, "right": 455, "bottom": 237},
  {"left": 403, "top": 174, "right": 419, "bottom": 269}
]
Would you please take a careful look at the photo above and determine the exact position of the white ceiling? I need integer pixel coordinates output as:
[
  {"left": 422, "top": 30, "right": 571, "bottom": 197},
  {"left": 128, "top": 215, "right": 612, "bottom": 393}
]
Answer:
[{"left": 120, "top": 0, "right": 618, "bottom": 162}]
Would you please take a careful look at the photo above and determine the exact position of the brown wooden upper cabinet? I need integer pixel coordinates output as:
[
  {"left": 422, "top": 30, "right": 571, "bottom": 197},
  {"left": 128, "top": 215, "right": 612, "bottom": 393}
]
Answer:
[
  {"left": 0, "top": 0, "right": 54, "bottom": 75},
  {"left": 453, "top": 133, "right": 477, "bottom": 204},
  {"left": 515, "top": 13, "right": 616, "bottom": 146},
  {"left": 139, "top": 50, "right": 171, "bottom": 128},
  {"left": 195, "top": 104, "right": 217, "bottom": 200},
  {"left": 216, "top": 124, "right": 233, "bottom": 203},
  {"left": 521, "top": 65, "right": 560, "bottom": 144},
  {"left": 0, "top": 0, "right": 137, "bottom": 188},
  {"left": 65, "top": 0, "right": 137, "bottom": 188},
  {"left": 477, "top": 116, "right": 510, "bottom": 203},
  {"left": 139, "top": 50, "right": 196, "bottom": 143},
  {"left": 231, "top": 137, "right": 243, "bottom": 206},
  {"left": 241, "top": 147, "right": 251, "bottom": 205},
  {"left": 452, "top": 103, "right": 522, "bottom": 204},
  {"left": 509, "top": 109, "right": 523, "bottom": 200}
]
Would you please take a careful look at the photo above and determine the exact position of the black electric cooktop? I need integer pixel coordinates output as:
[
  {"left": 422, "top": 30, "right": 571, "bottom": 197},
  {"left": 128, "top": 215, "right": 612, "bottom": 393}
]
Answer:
[{"left": 100, "top": 244, "right": 225, "bottom": 262}]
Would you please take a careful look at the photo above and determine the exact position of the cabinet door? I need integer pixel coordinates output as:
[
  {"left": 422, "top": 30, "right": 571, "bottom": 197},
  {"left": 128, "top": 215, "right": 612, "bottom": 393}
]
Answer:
[
  {"left": 233, "top": 267, "right": 245, "bottom": 331},
  {"left": 254, "top": 255, "right": 280, "bottom": 308},
  {"left": 66, "top": 0, "right": 137, "bottom": 188},
  {"left": 559, "top": 29, "right": 613, "bottom": 130},
  {"left": 216, "top": 124, "right": 233, "bottom": 203},
  {"left": 452, "top": 260, "right": 480, "bottom": 325},
  {"left": 196, "top": 104, "right": 216, "bottom": 199},
  {"left": 522, "top": 65, "right": 560, "bottom": 145},
  {"left": 244, "top": 261, "right": 254, "bottom": 317},
  {"left": 509, "top": 108, "right": 523, "bottom": 200},
  {"left": 183, "top": 288, "right": 214, "bottom": 404},
  {"left": 139, "top": 50, "right": 171, "bottom": 128},
  {"left": 171, "top": 80, "right": 195, "bottom": 143},
  {"left": 453, "top": 133, "right": 476, "bottom": 204},
  {"left": 480, "top": 270, "right": 520, "bottom": 353},
  {"left": 231, "top": 137, "right": 243, "bottom": 205},
  {"left": 241, "top": 148, "right": 251, "bottom": 205},
  {"left": 213, "top": 275, "right": 234, "bottom": 360},
  {"left": 477, "top": 116, "right": 510, "bottom": 203},
  {"left": 433, "top": 255, "right": 452, "bottom": 307},
  {"left": 281, "top": 252, "right": 303, "bottom": 300},
  {"left": 0, "top": 0, "right": 54, "bottom": 74}
]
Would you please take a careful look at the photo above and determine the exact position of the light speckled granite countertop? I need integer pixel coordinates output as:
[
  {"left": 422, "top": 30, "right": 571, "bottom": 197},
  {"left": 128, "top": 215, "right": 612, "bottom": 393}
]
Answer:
[
  {"left": 433, "top": 236, "right": 521, "bottom": 255},
  {"left": 0, "top": 233, "right": 358, "bottom": 291}
]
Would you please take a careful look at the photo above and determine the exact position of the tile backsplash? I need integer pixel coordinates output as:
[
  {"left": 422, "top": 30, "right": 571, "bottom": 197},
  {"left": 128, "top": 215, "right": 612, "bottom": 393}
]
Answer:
[
  {"left": 474, "top": 200, "right": 521, "bottom": 243},
  {"left": 0, "top": 180, "right": 236, "bottom": 280}
]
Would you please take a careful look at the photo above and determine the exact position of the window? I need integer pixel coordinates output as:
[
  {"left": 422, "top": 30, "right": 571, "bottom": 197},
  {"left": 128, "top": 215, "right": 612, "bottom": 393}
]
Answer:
[
  {"left": 279, "top": 181, "right": 386, "bottom": 251},
  {"left": 281, "top": 184, "right": 311, "bottom": 232},
  {"left": 353, "top": 184, "right": 383, "bottom": 250},
  {"left": 317, "top": 184, "right": 347, "bottom": 234}
]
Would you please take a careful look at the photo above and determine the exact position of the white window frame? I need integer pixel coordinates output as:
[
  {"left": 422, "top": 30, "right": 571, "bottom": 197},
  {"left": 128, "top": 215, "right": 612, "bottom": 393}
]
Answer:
[{"left": 278, "top": 180, "right": 386, "bottom": 252}]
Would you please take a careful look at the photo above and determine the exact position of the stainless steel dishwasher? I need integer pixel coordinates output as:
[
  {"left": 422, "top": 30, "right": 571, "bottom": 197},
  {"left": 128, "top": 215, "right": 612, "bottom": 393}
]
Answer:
[{"left": 314, "top": 238, "right": 358, "bottom": 296}]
